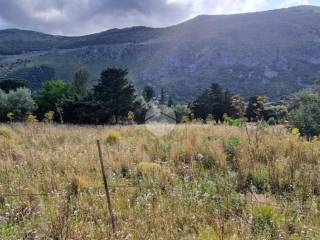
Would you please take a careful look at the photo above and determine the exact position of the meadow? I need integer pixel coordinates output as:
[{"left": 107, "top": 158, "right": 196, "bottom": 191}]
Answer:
[{"left": 0, "top": 123, "right": 320, "bottom": 239}]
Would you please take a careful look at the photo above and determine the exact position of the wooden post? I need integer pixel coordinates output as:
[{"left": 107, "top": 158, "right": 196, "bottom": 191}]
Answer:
[{"left": 96, "top": 140, "right": 116, "bottom": 233}]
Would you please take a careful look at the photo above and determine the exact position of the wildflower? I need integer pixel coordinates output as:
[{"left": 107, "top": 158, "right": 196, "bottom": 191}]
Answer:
[
  {"left": 25, "top": 112, "right": 38, "bottom": 124},
  {"left": 104, "top": 131, "right": 121, "bottom": 145},
  {"left": 0, "top": 216, "right": 8, "bottom": 222},
  {"left": 44, "top": 111, "right": 55, "bottom": 123},
  {"left": 291, "top": 128, "right": 300, "bottom": 136},
  {"left": 6, "top": 112, "right": 14, "bottom": 122}
]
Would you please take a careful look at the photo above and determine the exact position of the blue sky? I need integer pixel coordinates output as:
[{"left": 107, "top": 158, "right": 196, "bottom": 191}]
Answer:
[{"left": 0, "top": 0, "right": 319, "bottom": 35}]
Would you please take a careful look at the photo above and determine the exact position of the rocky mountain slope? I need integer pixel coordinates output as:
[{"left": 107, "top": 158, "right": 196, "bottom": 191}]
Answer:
[{"left": 1, "top": 5, "right": 320, "bottom": 101}]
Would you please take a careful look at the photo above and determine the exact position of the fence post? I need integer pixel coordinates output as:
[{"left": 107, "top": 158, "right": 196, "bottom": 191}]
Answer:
[{"left": 96, "top": 140, "right": 116, "bottom": 233}]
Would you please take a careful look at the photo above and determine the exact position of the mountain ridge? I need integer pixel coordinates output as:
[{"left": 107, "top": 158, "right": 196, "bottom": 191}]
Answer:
[{"left": 1, "top": 5, "right": 320, "bottom": 101}]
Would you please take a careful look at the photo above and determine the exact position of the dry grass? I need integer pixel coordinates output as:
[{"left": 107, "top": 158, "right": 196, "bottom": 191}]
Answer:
[{"left": 0, "top": 123, "right": 320, "bottom": 239}]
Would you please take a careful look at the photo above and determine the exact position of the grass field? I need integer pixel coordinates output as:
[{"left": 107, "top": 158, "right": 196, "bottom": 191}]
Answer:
[{"left": 0, "top": 123, "right": 320, "bottom": 239}]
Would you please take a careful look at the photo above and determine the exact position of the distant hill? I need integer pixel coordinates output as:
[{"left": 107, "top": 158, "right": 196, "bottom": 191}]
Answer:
[{"left": 1, "top": 5, "right": 320, "bottom": 101}]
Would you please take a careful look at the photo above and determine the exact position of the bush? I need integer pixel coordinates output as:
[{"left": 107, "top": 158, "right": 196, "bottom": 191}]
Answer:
[
  {"left": 288, "top": 90, "right": 320, "bottom": 138},
  {"left": 104, "top": 131, "right": 121, "bottom": 145},
  {"left": 35, "top": 80, "right": 74, "bottom": 118},
  {"left": 249, "top": 165, "right": 270, "bottom": 193},
  {"left": 172, "top": 104, "right": 191, "bottom": 123},
  {"left": 181, "top": 116, "right": 190, "bottom": 123},
  {"left": 0, "top": 88, "right": 37, "bottom": 121},
  {"left": 264, "top": 105, "right": 288, "bottom": 124},
  {"left": 252, "top": 204, "right": 283, "bottom": 240},
  {"left": 224, "top": 115, "right": 247, "bottom": 127},
  {"left": 267, "top": 117, "right": 276, "bottom": 125}
]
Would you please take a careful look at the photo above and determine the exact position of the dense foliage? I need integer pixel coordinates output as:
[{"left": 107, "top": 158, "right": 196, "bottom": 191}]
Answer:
[
  {"left": 1, "top": 66, "right": 320, "bottom": 140},
  {"left": 72, "top": 68, "right": 90, "bottom": 99},
  {"left": 35, "top": 80, "right": 74, "bottom": 119},
  {"left": 190, "top": 83, "right": 245, "bottom": 122},
  {"left": 288, "top": 89, "right": 320, "bottom": 138},
  {"left": 0, "top": 80, "right": 29, "bottom": 93},
  {"left": 0, "top": 88, "right": 37, "bottom": 121},
  {"left": 93, "top": 68, "right": 136, "bottom": 123}
]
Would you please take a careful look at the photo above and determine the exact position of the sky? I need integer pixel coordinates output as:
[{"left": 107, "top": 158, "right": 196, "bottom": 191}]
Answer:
[{"left": 0, "top": 0, "right": 319, "bottom": 36}]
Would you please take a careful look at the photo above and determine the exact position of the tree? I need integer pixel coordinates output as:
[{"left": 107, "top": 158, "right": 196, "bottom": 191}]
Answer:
[
  {"left": 172, "top": 104, "right": 191, "bottom": 123},
  {"left": 73, "top": 68, "right": 90, "bottom": 99},
  {"left": 142, "top": 86, "right": 155, "bottom": 102},
  {"left": 61, "top": 99, "right": 107, "bottom": 124},
  {"left": 160, "top": 88, "right": 166, "bottom": 105},
  {"left": 246, "top": 96, "right": 268, "bottom": 122},
  {"left": 286, "top": 89, "right": 317, "bottom": 112},
  {"left": 263, "top": 104, "right": 288, "bottom": 124},
  {"left": 0, "top": 79, "right": 29, "bottom": 93},
  {"left": 191, "top": 83, "right": 235, "bottom": 122},
  {"left": 0, "top": 88, "right": 37, "bottom": 121},
  {"left": 133, "top": 96, "right": 149, "bottom": 124},
  {"left": 93, "top": 68, "right": 135, "bottom": 123},
  {"left": 230, "top": 95, "right": 245, "bottom": 118},
  {"left": 168, "top": 96, "right": 174, "bottom": 107},
  {"left": 190, "top": 89, "right": 213, "bottom": 121},
  {"left": 288, "top": 90, "right": 320, "bottom": 138},
  {"left": 35, "top": 80, "right": 74, "bottom": 118}
]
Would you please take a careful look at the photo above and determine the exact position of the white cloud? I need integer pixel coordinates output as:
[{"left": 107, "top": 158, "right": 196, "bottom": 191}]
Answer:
[
  {"left": 0, "top": 0, "right": 299, "bottom": 35},
  {"left": 0, "top": 17, "right": 8, "bottom": 29},
  {"left": 279, "top": 0, "right": 310, "bottom": 8},
  {"left": 167, "top": 0, "right": 266, "bottom": 15},
  {"left": 189, "top": 0, "right": 266, "bottom": 15}
]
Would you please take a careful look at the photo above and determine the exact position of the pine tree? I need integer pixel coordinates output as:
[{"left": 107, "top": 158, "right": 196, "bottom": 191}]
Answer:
[
  {"left": 190, "top": 89, "right": 213, "bottom": 121},
  {"left": 168, "top": 96, "right": 174, "bottom": 107},
  {"left": 160, "top": 88, "right": 166, "bottom": 105},
  {"left": 73, "top": 68, "right": 90, "bottom": 99},
  {"left": 191, "top": 83, "right": 236, "bottom": 122},
  {"left": 142, "top": 85, "right": 155, "bottom": 102},
  {"left": 93, "top": 68, "right": 135, "bottom": 123}
]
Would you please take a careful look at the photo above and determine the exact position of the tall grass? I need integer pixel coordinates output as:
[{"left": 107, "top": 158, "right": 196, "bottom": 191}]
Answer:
[{"left": 0, "top": 123, "right": 320, "bottom": 239}]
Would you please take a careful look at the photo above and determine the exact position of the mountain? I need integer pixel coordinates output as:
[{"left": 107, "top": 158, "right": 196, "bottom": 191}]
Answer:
[{"left": 1, "top": 5, "right": 320, "bottom": 101}]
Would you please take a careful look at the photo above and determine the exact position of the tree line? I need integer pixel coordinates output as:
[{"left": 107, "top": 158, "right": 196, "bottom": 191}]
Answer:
[{"left": 0, "top": 67, "right": 319, "bottom": 137}]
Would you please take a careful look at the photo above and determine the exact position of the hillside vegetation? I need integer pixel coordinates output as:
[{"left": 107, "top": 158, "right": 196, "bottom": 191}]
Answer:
[
  {"left": 1, "top": 6, "right": 320, "bottom": 100},
  {"left": 1, "top": 123, "right": 320, "bottom": 239}
]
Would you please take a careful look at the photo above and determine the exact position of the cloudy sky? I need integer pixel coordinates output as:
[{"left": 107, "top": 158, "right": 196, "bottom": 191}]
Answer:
[{"left": 0, "top": 0, "right": 319, "bottom": 35}]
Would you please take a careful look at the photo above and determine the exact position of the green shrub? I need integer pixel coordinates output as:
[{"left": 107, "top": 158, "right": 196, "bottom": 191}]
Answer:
[
  {"left": 250, "top": 165, "right": 270, "bottom": 193},
  {"left": 288, "top": 90, "right": 320, "bottom": 138},
  {"left": 224, "top": 115, "right": 247, "bottom": 127},
  {"left": 267, "top": 117, "right": 276, "bottom": 125},
  {"left": 252, "top": 204, "right": 283, "bottom": 240},
  {"left": 181, "top": 116, "right": 190, "bottom": 123}
]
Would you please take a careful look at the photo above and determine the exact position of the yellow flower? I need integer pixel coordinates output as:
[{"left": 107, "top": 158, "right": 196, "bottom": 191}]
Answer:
[{"left": 291, "top": 128, "right": 300, "bottom": 136}]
